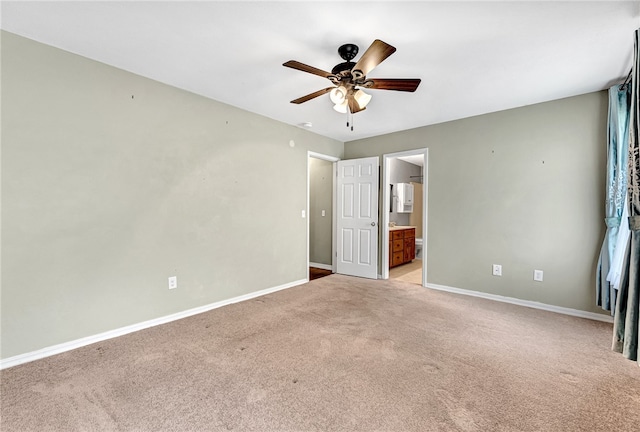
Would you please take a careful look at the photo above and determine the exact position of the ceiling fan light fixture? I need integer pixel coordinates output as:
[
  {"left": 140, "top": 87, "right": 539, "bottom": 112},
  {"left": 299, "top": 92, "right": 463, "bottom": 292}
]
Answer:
[
  {"left": 284, "top": 39, "right": 421, "bottom": 122},
  {"left": 354, "top": 89, "right": 372, "bottom": 109},
  {"left": 333, "top": 99, "right": 348, "bottom": 113},
  {"left": 329, "top": 85, "right": 347, "bottom": 104}
]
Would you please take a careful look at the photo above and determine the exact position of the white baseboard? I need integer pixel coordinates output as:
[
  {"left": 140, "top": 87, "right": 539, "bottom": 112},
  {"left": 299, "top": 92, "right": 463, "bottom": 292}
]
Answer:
[
  {"left": 0, "top": 278, "right": 308, "bottom": 370},
  {"left": 425, "top": 282, "right": 613, "bottom": 323},
  {"left": 3, "top": 278, "right": 611, "bottom": 369},
  {"left": 309, "top": 262, "right": 332, "bottom": 271}
]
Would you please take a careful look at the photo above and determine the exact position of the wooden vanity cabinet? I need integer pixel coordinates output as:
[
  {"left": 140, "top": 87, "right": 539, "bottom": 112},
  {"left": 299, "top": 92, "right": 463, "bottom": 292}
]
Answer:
[{"left": 389, "top": 227, "right": 416, "bottom": 268}]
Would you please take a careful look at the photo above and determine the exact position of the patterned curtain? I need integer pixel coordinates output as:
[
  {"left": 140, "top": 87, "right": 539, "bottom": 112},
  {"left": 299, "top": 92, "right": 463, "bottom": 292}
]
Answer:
[
  {"left": 596, "top": 87, "right": 630, "bottom": 313},
  {"left": 612, "top": 28, "right": 640, "bottom": 366}
]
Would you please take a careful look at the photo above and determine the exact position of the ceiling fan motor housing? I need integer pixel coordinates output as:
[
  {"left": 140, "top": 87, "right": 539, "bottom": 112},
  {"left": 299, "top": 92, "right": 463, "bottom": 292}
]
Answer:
[
  {"left": 332, "top": 43, "right": 360, "bottom": 78},
  {"left": 331, "top": 61, "right": 356, "bottom": 76}
]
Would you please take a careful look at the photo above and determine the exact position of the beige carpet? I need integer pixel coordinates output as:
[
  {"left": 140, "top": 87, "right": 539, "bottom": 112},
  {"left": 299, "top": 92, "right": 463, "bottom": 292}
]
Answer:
[{"left": 1, "top": 275, "right": 639, "bottom": 431}]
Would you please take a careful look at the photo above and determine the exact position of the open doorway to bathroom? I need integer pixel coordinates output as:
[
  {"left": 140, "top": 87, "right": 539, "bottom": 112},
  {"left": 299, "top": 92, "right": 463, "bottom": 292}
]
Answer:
[{"left": 382, "top": 149, "right": 428, "bottom": 286}]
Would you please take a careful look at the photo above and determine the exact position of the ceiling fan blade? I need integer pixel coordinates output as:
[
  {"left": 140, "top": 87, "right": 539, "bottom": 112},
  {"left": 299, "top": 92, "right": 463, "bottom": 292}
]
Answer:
[
  {"left": 367, "top": 78, "right": 421, "bottom": 92},
  {"left": 352, "top": 39, "right": 396, "bottom": 76},
  {"left": 283, "top": 60, "right": 333, "bottom": 79},
  {"left": 290, "top": 87, "right": 334, "bottom": 104},
  {"left": 348, "top": 96, "right": 366, "bottom": 114}
]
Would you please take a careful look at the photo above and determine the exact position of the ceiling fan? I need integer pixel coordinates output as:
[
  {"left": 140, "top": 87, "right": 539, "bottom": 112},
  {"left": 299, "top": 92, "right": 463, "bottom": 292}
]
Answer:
[{"left": 283, "top": 39, "right": 421, "bottom": 123}]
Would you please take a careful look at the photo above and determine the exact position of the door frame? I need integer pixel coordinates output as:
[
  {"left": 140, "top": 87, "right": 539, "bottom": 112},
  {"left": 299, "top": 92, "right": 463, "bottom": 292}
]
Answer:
[
  {"left": 307, "top": 151, "right": 340, "bottom": 276},
  {"left": 381, "top": 148, "right": 429, "bottom": 286}
]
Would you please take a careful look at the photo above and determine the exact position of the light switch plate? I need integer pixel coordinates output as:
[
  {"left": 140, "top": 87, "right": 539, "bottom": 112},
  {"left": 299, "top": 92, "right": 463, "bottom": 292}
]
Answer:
[{"left": 534, "top": 270, "right": 544, "bottom": 282}]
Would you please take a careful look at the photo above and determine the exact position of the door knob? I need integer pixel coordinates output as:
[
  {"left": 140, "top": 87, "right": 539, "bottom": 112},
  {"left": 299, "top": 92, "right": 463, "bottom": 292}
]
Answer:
[{"left": 371, "top": 222, "right": 376, "bottom": 226}]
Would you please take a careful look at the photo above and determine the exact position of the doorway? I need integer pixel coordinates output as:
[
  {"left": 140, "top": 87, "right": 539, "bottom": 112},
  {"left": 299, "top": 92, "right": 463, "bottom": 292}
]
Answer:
[
  {"left": 382, "top": 149, "right": 428, "bottom": 286},
  {"left": 307, "top": 152, "right": 382, "bottom": 281},
  {"left": 307, "top": 152, "right": 339, "bottom": 280}
]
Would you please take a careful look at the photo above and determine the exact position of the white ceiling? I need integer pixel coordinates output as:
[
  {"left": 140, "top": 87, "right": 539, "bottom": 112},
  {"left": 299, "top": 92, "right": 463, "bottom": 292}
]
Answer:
[{"left": 2, "top": 1, "right": 639, "bottom": 142}]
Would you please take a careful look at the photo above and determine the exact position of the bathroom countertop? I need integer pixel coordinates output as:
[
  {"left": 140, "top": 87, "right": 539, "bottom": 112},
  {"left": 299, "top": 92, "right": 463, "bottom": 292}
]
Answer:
[{"left": 389, "top": 226, "right": 416, "bottom": 231}]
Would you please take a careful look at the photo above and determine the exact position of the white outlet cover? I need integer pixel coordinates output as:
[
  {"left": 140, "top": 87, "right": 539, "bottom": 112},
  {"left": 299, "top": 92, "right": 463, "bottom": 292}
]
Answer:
[
  {"left": 168, "top": 276, "right": 177, "bottom": 289},
  {"left": 492, "top": 264, "right": 502, "bottom": 276},
  {"left": 301, "top": 210, "right": 306, "bottom": 218}
]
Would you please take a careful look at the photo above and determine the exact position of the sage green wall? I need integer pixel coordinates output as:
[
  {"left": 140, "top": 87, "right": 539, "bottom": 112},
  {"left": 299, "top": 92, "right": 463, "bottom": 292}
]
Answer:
[
  {"left": 309, "top": 157, "right": 333, "bottom": 266},
  {"left": 1, "top": 32, "right": 343, "bottom": 359},
  {"left": 345, "top": 92, "right": 608, "bottom": 315}
]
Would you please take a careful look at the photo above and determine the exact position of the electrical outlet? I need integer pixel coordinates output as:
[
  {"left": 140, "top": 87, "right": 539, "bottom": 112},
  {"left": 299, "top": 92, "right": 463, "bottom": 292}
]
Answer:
[
  {"left": 301, "top": 210, "right": 306, "bottom": 218},
  {"left": 534, "top": 270, "right": 544, "bottom": 282},
  {"left": 492, "top": 264, "right": 502, "bottom": 276},
  {"left": 168, "top": 276, "right": 177, "bottom": 289}
]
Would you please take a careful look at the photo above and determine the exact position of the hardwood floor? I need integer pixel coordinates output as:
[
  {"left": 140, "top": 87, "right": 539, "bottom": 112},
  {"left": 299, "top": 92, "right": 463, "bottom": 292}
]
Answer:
[{"left": 309, "top": 267, "right": 332, "bottom": 281}]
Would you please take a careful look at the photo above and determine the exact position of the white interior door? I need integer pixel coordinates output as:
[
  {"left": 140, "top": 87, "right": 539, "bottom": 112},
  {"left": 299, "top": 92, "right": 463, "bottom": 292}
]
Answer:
[{"left": 336, "top": 157, "right": 379, "bottom": 279}]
